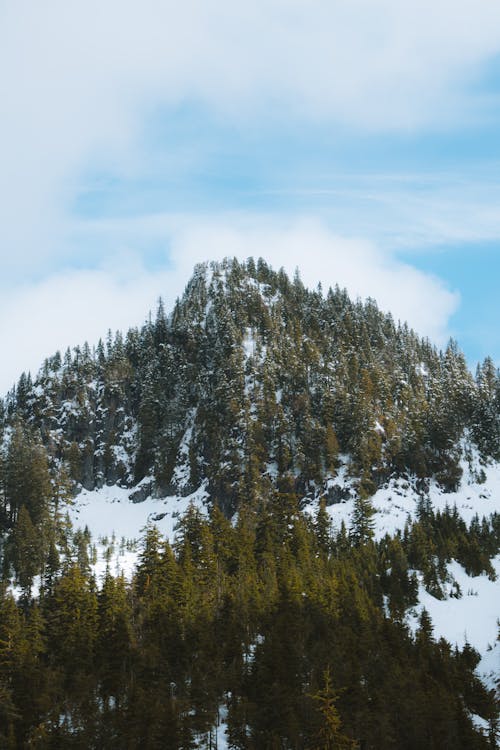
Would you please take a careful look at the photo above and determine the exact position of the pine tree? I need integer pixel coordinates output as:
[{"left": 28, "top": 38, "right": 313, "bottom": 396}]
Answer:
[
  {"left": 49, "top": 563, "right": 98, "bottom": 677},
  {"left": 3, "top": 423, "right": 51, "bottom": 527},
  {"left": 0, "top": 593, "right": 24, "bottom": 743},
  {"left": 97, "top": 570, "right": 133, "bottom": 707},
  {"left": 312, "top": 669, "right": 358, "bottom": 749},
  {"left": 350, "top": 495, "right": 375, "bottom": 546},
  {"left": 315, "top": 498, "right": 333, "bottom": 556},
  {"left": 10, "top": 506, "right": 40, "bottom": 599}
]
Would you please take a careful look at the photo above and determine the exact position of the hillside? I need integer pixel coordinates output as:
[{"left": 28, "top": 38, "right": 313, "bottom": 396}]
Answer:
[
  {"left": 3, "top": 257, "right": 499, "bottom": 504},
  {"left": 0, "top": 257, "right": 499, "bottom": 748}
]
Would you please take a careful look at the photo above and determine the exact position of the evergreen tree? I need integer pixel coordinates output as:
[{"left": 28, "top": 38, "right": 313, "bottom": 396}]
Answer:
[
  {"left": 312, "top": 669, "right": 358, "bottom": 750},
  {"left": 350, "top": 495, "right": 375, "bottom": 546},
  {"left": 10, "top": 506, "right": 40, "bottom": 598}
]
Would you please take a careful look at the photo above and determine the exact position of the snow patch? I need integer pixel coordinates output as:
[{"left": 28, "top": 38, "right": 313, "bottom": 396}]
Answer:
[
  {"left": 171, "top": 410, "right": 196, "bottom": 492},
  {"left": 319, "top": 455, "right": 500, "bottom": 540},
  {"left": 407, "top": 557, "right": 500, "bottom": 692},
  {"left": 69, "top": 481, "right": 209, "bottom": 577}
]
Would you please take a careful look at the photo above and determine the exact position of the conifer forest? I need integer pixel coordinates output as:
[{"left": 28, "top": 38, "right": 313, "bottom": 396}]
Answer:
[{"left": 0, "top": 258, "right": 499, "bottom": 748}]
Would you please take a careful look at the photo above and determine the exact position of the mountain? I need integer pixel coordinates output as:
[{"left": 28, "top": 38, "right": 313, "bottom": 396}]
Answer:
[
  {"left": 3, "top": 257, "right": 499, "bottom": 506},
  {"left": 0, "top": 257, "right": 499, "bottom": 748}
]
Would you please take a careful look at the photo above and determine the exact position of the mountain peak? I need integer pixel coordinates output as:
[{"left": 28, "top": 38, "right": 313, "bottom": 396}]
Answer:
[{"left": 2, "top": 257, "right": 496, "bottom": 518}]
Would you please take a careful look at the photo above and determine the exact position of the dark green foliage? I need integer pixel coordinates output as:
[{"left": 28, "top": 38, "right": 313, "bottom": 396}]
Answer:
[
  {"left": 1, "top": 422, "right": 52, "bottom": 527},
  {"left": 0, "top": 503, "right": 497, "bottom": 748},
  {"left": 1, "top": 258, "right": 500, "bottom": 747},
  {"left": 350, "top": 495, "right": 375, "bottom": 546},
  {"left": 10, "top": 506, "right": 40, "bottom": 598}
]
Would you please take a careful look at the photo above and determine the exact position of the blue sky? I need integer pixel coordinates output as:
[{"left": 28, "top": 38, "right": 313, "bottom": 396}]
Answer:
[{"left": 1, "top": 1, "right": 500, "bottom": 392}]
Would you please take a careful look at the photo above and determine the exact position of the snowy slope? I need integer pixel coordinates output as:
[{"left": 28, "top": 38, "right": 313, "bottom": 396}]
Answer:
[
  {"left": 68, "top": 481, "right": 209, "bottom": 580},
  {"left": 316, "top": 453, "right": 500, "bottom": 540},
  {"left": 407, "top": 558, "right": 500, "bottom": 693},
  {"left": 69, "top": 453, "right": 500, "bottom": 695},
  {"left": 309, "top": 455, "right": 500, "bottom": 694}
]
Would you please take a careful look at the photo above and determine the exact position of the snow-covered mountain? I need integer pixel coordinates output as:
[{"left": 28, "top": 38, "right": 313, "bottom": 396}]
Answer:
[
  {"left": 1, "top": 258, "right": 499, "bottom": 747},
  {"left": 4, "top": 257, "right": 498, "bottom": 503}
]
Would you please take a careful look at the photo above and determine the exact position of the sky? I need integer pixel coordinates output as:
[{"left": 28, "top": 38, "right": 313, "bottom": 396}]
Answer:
[{"left": 2, "top": 0, "right": 500, "bottom": 394}]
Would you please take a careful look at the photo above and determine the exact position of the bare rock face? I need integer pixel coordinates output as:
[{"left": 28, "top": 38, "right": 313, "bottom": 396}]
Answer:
[
  {"left": 325, "top": 483, "right": 352, "bottom": 505},
  {"left": 129, "top": 482, "right": 154, "bottom": 504}
]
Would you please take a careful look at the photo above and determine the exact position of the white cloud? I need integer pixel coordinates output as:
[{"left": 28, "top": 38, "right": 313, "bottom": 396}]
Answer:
[
  {"left": 0, "top": 259, "right": 170, "bottom": 394},
  {"left": 169, "top": 217, "right": 459, "bottom": 342},
  {"left": 0, "top": 218, "right": 458, "bottom": 394},
  {"left": 4, "top": 2, "right": 497, "bottom": 390},
  {"left": 2, "top": 0, "right": 500, "bottom": 269}
]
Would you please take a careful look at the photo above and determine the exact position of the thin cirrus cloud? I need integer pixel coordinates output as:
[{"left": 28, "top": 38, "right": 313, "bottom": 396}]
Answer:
[
  {"left": 0, "top": 217, "right": 459, "bottom": 394},
  {"left": 247, "top": 169, "right": 500, "bottom": 250}
]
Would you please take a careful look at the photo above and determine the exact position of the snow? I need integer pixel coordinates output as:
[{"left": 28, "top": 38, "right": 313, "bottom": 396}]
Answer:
[
  {"left": 94, "top": 548, "right": 139, "bottom": 582},
  {"left": 216, "top": 704, "right": 230, "bottom": 750},
  {"left": 416, "top": 362, "right": 429, "bottom": 378},
  {"left": 407, "top": 558, "right": 500, "bottom": 689},
  {"left": 68, "top": 481, "right": 209, "bottom": 578},
  {"left": 470, "top": 712, "right": 490, "bottom": 737},
  {"left": 479, "top": 641, "right": 500, "bottom": 694},
  {"left": 60, "top": 399, "right": 82, "bottom": 418},
  {"left": 192, "top": 704, "right": 229, "bottom": 749},
  {"left": 171, "top": 410, "right": 196, "bottom": 491},
  {"left": 70, "top": 483, "right": 208, "bottom": 543},
  {"left": 265, "top": 461, "right": 279, "bottom": 479},
  {"left": 111, "top": 444, "right": 129, "bottom": 465},
  {"left": 318, "top": 454, "right": 500, "bottom": 541},
  {"left": 10, "top": 575, "right": 42, "bottom": 601},
  {"left": 242, "top": 327, "right": 256, "bottom": 360},
  {"left": 66, "top": 451, "right": 500, "bottom": 695},
  {"left": 242, "top": 326, "right": 267, "bottom": 365}
]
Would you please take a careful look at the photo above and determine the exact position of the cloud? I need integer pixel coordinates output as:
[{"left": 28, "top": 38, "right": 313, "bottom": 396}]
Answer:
[
  {"left": 0, "top": 258, "right": 171, "bottom": 394},
  {"left": 169, "top": 216, "right": 459, "bottom": 342},
  {"left": 284, "top": 170, "right": 500, "bottom": 250},
  {"left": 2, "top": 1, "right": 500, "bottom": 271},
  {"left": 0, "top": 218, "right": 458, "bottom": 394}
]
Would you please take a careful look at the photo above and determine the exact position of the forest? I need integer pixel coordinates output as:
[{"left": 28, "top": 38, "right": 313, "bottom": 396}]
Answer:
[{"left": 0, "top": 257, "right": 499, "bottom": 748}]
